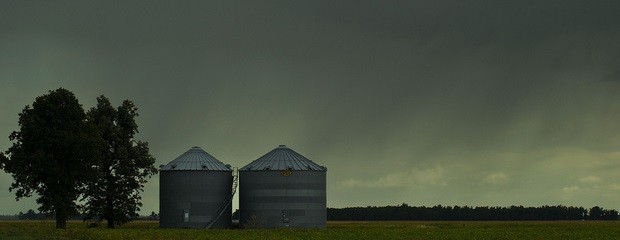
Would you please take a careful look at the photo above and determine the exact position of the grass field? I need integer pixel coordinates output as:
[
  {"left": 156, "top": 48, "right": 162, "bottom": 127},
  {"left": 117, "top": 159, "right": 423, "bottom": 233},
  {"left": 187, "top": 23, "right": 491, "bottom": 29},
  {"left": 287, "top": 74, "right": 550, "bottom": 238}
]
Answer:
[{"left": 1, "top": 220, "right": 619, "bottom": 240}]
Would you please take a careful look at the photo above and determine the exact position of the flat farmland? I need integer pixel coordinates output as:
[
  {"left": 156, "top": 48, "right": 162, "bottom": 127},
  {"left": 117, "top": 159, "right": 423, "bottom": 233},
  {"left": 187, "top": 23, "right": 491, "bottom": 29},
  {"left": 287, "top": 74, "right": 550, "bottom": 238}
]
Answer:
[{"left": 0, "top": 221, "right": 619, "bottom": 240}]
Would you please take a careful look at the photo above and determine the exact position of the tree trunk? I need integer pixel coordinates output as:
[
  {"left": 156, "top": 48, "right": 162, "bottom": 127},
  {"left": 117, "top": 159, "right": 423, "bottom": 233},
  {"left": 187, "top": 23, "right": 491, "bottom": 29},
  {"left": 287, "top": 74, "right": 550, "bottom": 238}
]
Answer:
[
  {"left": 107, "top": 220, "right": 114, "bottom": 228},
  {"left": 55, "top": 212, "right": 67, "bottom": 229},
  {"left": 105, "top": 189, "right": 114, "bottom": 228},
  {"left": 106, "top": 182, "right": 114, "bottom": 228}
]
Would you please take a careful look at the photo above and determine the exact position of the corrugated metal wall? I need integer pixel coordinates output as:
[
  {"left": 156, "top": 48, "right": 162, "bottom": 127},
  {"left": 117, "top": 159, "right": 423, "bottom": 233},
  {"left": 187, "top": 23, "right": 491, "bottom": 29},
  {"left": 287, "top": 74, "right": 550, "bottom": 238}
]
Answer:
[
  {"left": 239, "top": 170, "right": 326, "bottom": 228},
  {"left": 159, "top": 171, "right": 232, "bottom": 228}
]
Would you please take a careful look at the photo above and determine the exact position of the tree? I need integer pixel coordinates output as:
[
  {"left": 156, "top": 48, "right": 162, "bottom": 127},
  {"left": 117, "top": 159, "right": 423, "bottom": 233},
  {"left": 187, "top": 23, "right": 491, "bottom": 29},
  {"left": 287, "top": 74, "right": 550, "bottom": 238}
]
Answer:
[
  {"left": 18, "top": 209, "right": 46, "bottom": 220},
  {"left": 0, "top": 88, "right": 100, "bottom": 228},
  {"left": 82, "top": 96, "right": 157, "bottom": 228},
  {"left": 148, "top": 211, "right": 158, "bottom": 220},
  {"left": 589, "top": 206, "right": 603, "bottom": 220}
]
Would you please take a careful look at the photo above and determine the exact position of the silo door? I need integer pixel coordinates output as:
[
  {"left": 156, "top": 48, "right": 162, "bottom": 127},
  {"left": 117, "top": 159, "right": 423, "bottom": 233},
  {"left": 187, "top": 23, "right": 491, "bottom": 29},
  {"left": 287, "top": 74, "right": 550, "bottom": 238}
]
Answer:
[
  {"left": 184, "top": 209, "right": 190, "bottom": 223},
  {"left": 281, "top": 210, "right": 290, "bottom": 223}
]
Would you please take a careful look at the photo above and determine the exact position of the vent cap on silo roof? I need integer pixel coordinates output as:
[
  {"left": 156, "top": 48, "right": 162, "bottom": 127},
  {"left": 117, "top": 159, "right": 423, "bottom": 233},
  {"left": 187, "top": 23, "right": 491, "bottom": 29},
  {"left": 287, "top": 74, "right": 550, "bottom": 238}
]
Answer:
[
  {"left": 160, "top": 146, "right": 231, "bottom": 171},
  {"left": 240, "top": 145, "right": 326, "bottom": 171}
]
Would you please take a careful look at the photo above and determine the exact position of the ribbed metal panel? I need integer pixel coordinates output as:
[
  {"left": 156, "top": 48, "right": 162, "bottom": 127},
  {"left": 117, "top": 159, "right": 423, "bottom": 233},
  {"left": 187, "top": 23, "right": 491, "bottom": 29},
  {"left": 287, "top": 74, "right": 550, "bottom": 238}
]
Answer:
[
  {"left": 240, "top": 145, "right": 326, "bottom": 171},
  {"left": 159, "top": 146, "right": 233, "bottom": 229},
  {"left": 160, "top": 147, "right": 231, "bottom": 171},
  {"left": 239, "top": 145, "right": 326, "bottom": 228},
  {"left": 160, "top": 171, "right": 232, "bottom": 228},
  {"left": 239, "top": 171, "right": 326, "bottom": 228}
]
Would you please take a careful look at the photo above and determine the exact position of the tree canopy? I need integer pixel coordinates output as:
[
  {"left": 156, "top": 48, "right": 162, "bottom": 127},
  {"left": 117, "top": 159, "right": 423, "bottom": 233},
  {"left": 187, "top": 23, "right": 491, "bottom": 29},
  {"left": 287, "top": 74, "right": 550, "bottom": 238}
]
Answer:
[
  {"left": 1, "top": 89, "right": 157, "bottom": 229},
  {"left": 82, "top": 96, "right": 157, "bottom": 228},
  {"left": 0, "top": 88, "right": 101, "bottom": 228}
]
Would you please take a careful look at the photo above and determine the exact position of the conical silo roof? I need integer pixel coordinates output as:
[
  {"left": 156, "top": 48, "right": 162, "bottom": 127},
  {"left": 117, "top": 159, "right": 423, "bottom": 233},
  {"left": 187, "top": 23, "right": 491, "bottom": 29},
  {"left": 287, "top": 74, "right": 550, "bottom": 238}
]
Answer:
[
  {"left": 160, "top": 146, "right": 231, "bottom": 171},
  {"left": 240, "top": 145, "right": 326, "bottom": 171}
]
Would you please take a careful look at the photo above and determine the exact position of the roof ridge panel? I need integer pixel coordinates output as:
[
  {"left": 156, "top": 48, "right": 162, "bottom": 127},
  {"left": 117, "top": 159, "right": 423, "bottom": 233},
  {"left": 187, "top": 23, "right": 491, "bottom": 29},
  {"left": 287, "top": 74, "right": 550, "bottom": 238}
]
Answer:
[
  {"left": 160, "top": 147, "right": 231, "bottom": 171},
  {"left": 239, "top": 145, "right": 326, "bottom": 171}
]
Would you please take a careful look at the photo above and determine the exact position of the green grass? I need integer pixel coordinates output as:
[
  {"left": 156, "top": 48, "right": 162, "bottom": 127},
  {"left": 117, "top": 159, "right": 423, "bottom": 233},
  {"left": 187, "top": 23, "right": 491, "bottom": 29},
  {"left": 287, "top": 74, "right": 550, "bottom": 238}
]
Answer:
[{"left": 1, "top": 221, "right": 619, "bottom": 240}]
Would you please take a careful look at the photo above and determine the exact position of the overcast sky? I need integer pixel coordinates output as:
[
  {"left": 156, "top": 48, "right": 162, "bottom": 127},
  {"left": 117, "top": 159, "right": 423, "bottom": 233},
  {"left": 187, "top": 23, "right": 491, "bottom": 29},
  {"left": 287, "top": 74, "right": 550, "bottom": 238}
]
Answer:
[{"left": 2, "top": 1, "right": 620, "bottom": 215}]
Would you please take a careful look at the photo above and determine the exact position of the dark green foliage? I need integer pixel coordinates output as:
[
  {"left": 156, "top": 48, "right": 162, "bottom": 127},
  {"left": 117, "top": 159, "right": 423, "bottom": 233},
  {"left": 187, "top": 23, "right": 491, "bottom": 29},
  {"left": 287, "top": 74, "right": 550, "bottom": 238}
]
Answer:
[
  {"left": 328, "top": 204, "right": 618, "bottom": 221},
  {"left": 0, "top": 90, "right": 157, "bottom": 229},
  {"left": 0, "top": 88, "right": 100, "bottom": 229},
  {"left": 587, "top": 206, "right": 618, "bottom": 220},
  {"left": 82, "top": 96, "right": 157, "bottom": 228}
]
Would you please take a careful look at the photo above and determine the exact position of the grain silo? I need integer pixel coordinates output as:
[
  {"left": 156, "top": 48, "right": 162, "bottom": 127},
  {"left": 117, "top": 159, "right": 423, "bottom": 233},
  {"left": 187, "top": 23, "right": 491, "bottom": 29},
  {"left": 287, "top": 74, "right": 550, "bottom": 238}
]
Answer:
[
  {"left": 159, "top": 146, "right": 236, "bottom": 229},
  {"left": 239, "top": 145, "right": 327, "bottom": 228}
]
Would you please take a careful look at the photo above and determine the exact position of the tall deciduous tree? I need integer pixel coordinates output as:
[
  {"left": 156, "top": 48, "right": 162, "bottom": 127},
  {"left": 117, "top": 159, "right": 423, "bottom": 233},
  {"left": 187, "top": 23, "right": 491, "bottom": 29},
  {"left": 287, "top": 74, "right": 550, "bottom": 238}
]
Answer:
[
  {"left": 0, "top": 88, "right": 100, "bottom": 229},
  {"left": 83, "top": 96, "right": 157, "bottom": 228}
]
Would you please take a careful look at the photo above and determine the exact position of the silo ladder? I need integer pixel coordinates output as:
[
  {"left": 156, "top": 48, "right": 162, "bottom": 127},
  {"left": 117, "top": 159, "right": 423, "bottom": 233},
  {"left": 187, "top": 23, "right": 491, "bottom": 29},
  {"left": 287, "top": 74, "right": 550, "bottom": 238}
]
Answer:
[{"left": 205, "top": 168, "right": 238, "bottom": 229}]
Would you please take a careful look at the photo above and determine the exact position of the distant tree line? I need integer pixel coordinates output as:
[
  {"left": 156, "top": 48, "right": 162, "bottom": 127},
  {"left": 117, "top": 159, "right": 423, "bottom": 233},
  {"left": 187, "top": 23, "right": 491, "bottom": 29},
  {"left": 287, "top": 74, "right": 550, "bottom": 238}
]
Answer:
[
  {"left": 9, "top": 209, "right": 159, "bottom": 221},
  {"left": 327, "top": 204, "right": 618, "bottom": 221},
  {"left": 17, "top": 209, "right": 47, "bottom": 220},
  {"left": 15, "top": 209, "right": 82, "bottom": 220}
]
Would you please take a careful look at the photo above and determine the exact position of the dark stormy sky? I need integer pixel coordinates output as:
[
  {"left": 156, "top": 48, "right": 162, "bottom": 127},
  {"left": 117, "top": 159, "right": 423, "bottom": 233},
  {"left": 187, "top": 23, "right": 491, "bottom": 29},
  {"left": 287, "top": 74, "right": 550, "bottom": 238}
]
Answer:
[{"left": 2, "top": 1, "right": 620, "bottom": 215}]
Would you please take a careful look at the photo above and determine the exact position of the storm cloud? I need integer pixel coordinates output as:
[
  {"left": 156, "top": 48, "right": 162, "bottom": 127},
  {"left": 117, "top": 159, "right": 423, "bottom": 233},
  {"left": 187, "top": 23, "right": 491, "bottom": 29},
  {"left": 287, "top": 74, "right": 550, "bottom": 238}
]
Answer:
[{"left": 2, "top": 0, "right": 620, "bottom": 214}]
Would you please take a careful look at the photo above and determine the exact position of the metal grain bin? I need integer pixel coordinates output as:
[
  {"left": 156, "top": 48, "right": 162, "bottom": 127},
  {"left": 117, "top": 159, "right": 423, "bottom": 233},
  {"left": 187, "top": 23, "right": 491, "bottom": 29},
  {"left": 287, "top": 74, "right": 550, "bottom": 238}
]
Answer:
[
  {"left": 239, "top": 145, "right": 327, "bottom": 228},
  {"left": 159, "top": 147, "right": 233, "bottom": 228}
]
